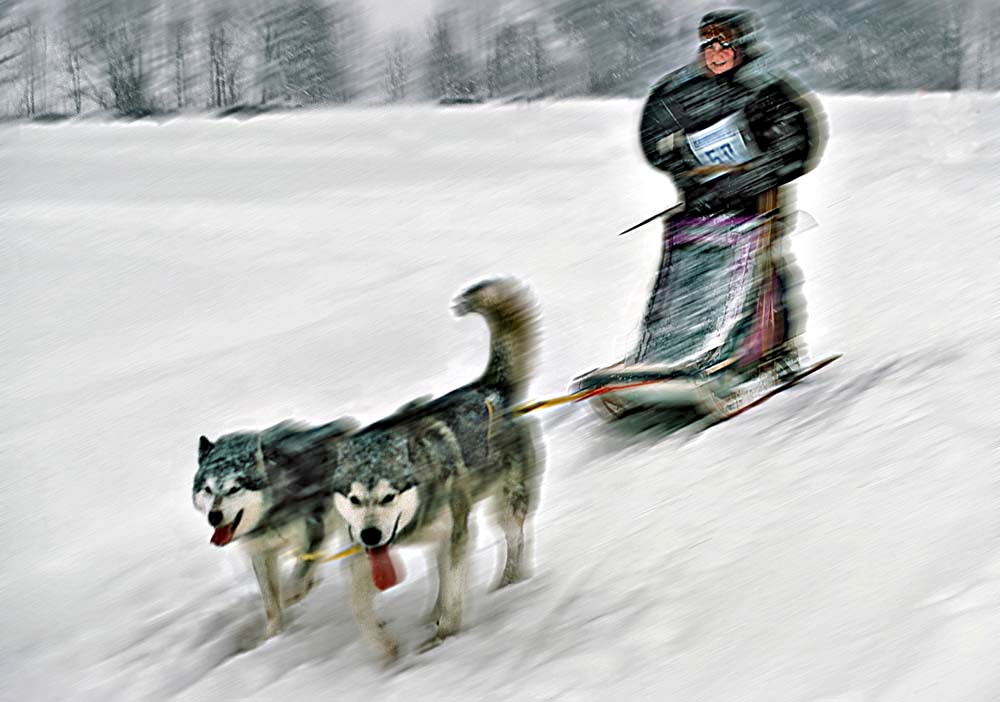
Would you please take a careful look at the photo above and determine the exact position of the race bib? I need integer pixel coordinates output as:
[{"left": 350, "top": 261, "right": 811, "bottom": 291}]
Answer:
[{"left": 686, "top": 112, "right": 757, "bottom": 177}]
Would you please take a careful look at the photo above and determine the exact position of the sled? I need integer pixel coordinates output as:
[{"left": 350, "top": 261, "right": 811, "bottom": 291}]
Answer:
[{"left": 570, "top": 188, "right": 837, "bottom": 421}]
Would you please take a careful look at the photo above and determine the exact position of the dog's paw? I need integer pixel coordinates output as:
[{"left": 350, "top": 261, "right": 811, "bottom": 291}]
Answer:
[
  {"left": 283, "top": 575, "right": 318, "bottom": 607},
  {"left": 416, "top": 634, "right": 446, "bottom": 654},
  {"left": 263, "top": 617, "right": 285, "bottom": 640},
  {"left": 417, "top": 623, "right": 459, "bottom": 654},
  {"left": 364, "top": 621, "right": 399, "bottom": 664},
  {"left": 378, "top": 639, "right": 400, "bottom": 665},
  {"left": 417, "top": 619, "right": 460, "bottom": 653},
  {"left": 492, "top": 570, "right": 527, "bottom": 592}
]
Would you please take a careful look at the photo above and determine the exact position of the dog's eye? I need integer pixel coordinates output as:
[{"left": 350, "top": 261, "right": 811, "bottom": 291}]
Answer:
[
  {"left": 380, "top": 494, "right": 396, "bottom": 505},
  {"left": 226, "top": 486, "right": 240, "bottom": 496},
  {"left": 349, "top": 496, "right": 361, "bottom": 506},
  {"left": 204, "top": 486, "right": 213, "bottom": 495}
]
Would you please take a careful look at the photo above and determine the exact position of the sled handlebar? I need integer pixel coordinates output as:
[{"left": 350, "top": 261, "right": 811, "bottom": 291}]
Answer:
[
  {"left": 618, "top": 204, "right": 685, "bottom": 237},
  {"left": 685, "top": 164, "right": 747, "bottom": 178},
  {"left": 618, "top": 203, "right": 781, "bottom": 238}
]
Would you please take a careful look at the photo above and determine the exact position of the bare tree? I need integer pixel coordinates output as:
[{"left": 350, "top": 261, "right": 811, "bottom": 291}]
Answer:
[
  {"left": 166, "top": 17, "right": 190, "bottom": 109},
  {"left": 959, "top": 0, "right": 998, "bottom": 89},
  {"left": 85, "top": 1, "right": 154, "bottom": 116},
  {"left": 206, "top": 8, "right": 238, "bottom": 108},
  {"left": 427, "top": 11, "right": 471, "bottom": 101},
  {"left": 250, "top": 0, "right": 343, "bottom": 106},
  {"left": 66, "top": 39, "right": 83, "bottom": 112},
  {"left": 526, "top": 22, "right": 551, "bottom": 97},
  {"left": 555, "top": 0, "right": 667, "bottom": 95},
  {"left": 63, "top": 21, "right": 84, "bottom": 113},
  {"left": 255, "top": 2, "right": 281, "bottom": 104},
  {"left": 17, "top": 7, "right": 45, "bottom": 116},
  {"left": 0, "top": 0, "right": 22, "bottom": 91},
  {"left": 383, "top": 30, "right": 409, "bottom": 102},
  {"left": 486, "top": 19, "right": 550, "bottom": 99},
  {"left": 55, "top": 0, "right": 101, "bottom": 114},
  {"left": 451, "top": 0, "right": 496, "bottom": 100},
  {"left": 485, "top": 21, "right": 515, "bottom": 98}
]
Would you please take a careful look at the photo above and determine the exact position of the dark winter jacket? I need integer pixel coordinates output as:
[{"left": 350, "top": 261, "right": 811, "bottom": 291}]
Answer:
[{"left": 639, "top": 53, "right": 823, "bottom": 215}]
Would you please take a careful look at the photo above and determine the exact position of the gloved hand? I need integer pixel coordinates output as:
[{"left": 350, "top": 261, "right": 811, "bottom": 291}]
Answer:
[
  {"left": 684, "top": 189, "right": 725, "bottom": 215},
  {"left": 684, "top": 175, "right": 743, "bottom": 215}
]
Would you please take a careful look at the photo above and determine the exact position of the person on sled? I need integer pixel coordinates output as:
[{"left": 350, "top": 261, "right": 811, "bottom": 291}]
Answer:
[{"left": 638, "top": 8, "right": 824, "bottom": 376}]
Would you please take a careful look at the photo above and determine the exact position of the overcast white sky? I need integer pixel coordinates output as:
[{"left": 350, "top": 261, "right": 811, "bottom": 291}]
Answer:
[
  {"left": 362, "top": 0, "right": 438, "bottom": 32},
  {"left": 29, "top": 0, "right": 442, "bottom": 35}
]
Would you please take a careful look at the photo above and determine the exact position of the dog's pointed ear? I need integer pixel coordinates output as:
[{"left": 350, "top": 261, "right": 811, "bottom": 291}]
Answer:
[{"left": 198, "top": 435, "right": 215, "bottom": 462}]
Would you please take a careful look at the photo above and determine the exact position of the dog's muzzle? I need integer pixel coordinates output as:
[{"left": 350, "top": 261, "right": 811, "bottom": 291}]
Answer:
[
  {"left": 357, "top": 513, "right": 402, "bottom": 549},
  {"left": 210, "top": 509, "right": 244, "bottom": 547}
]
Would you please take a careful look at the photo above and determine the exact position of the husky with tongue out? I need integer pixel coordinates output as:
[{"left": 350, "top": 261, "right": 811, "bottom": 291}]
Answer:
[
  {"left": 192, "top": 418, "right": 357, "bottom": 639},
  {"left": 330, "top": 277, "right": 543, "bottom": 662}
]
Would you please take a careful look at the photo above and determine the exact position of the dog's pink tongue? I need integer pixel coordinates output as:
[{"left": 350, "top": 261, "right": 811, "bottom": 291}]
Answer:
[
  {"left": 211, "top": 523, "right": 235, "bottom": 547},
  {"left": 367, "top": 545, "right": 401, "bottom": 591}
]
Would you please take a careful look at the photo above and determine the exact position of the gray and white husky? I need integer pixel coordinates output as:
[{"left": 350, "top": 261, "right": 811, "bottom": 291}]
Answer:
[
  {"left": 330, "top": 277, "right": 544, "bottom": 660},
  {"left": 192, "top": 418, "right": 357, "bottom": 638}
]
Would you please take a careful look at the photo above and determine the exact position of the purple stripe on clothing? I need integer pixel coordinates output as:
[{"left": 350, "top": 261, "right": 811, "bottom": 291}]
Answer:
[{"left": 670, "top": 216, "right": 763, "bottom": 246}]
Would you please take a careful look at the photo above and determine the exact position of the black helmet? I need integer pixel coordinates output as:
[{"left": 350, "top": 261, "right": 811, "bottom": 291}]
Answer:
[{"left": 698, "top": 9, "right": 763, "bottom": 59}]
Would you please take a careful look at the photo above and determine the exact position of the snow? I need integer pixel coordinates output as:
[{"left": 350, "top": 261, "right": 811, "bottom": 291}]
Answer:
[{"left": 1, "top": 94, "right": 998, "bottom": 701}]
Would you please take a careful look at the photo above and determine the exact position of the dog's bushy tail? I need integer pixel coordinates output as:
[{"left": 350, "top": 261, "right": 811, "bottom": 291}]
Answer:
[{"left": 452, "top": 277, "right": 539, "bottom": 403}]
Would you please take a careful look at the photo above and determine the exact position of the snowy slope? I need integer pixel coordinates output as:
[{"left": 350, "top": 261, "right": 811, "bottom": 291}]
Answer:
[{"left": 1, "top": 95, "right": 998, "bottom": 701}]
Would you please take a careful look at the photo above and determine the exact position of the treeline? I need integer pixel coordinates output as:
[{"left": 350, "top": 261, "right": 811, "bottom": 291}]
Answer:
[
  {"left": 2, "top": 0, "right": 369, "bottom": 118},
  {"left": 0, "top": 0, "right": 996, "bottom": 119}
]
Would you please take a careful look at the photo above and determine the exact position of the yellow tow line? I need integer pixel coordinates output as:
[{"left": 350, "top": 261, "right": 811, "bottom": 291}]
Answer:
[
  {"left": 510, "top": 389, "right": 592, "bottom": 417},
  {"left": 511, "top": 379, "right": 669, "bottom": 417},
  {"left": 299, "top": 543, "right": 363, "bottom": 563}
]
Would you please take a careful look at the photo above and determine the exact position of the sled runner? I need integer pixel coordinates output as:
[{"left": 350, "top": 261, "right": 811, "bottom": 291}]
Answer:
[{"left": 577, "top": 353, "right": 841, "bottom": 422}]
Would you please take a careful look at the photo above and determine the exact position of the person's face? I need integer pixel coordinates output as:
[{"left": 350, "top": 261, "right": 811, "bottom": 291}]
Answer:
[
  {"left": 700, "top": 25, "right": 740, "bottom": 75},
  {"left": 703, "top": 39, "right": 738, "bottom": 75}
]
